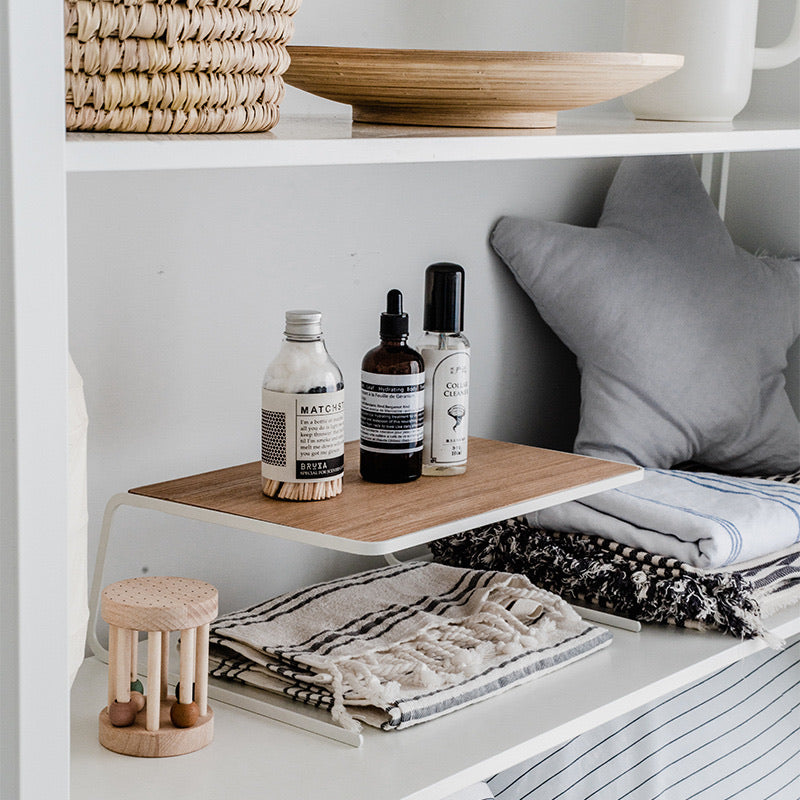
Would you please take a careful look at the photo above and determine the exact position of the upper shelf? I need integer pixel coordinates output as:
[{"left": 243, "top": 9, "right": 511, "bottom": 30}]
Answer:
[
  {"left": 64, "top": 111, "right": 800, "bottom": 173},
  {"left": 125, "top": 439, "right": 642, "bottom": 556}
]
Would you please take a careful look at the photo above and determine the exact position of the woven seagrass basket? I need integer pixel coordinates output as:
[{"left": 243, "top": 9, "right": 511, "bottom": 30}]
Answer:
[{"left": 65, "top": 0, "right": 301, "bottom": 133}]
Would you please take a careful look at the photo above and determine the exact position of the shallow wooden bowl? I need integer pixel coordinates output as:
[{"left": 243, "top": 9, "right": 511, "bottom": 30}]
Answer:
[{"left": 283, "top": 47, "right": 684, "bottom": 128}]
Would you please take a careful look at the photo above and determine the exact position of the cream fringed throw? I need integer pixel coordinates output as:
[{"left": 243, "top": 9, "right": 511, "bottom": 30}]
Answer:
[{"left": 208, "top": 562, "right": 611, "bottom": 731}]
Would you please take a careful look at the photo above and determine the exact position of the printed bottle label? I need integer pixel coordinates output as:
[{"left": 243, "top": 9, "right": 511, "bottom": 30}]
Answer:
[
  {"left": 360, "top": 371, "right": 425, "bottom": 454},
  {"left": 422, "top": 349, "right": 469, "bottom": 466},
  {"left": 261, "top": 388, "right": 345, "bottom": 483}
]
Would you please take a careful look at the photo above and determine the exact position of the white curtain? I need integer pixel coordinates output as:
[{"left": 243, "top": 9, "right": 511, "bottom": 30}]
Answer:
[{"left": 68, "top": 354, "right": 89, "bottom": 685}]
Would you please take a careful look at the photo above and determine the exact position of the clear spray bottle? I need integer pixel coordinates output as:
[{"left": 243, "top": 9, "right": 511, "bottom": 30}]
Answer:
[{"left": 417, "top": 263, "right": 470, "bottom": 476}]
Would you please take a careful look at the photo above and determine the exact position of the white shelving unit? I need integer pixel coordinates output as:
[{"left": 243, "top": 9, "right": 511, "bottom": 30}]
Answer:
[
  {"left": 66, "top": 112, "right": 799, "bottom": 798},
  {"left": 2, "top": 4, "right": 71, "bottom": 800},
  {"left": 66, "top": 111, "right": 800, "bottom": 172},
  {"left": 2, "top": 1, "right": 798, "bottom": 794}
]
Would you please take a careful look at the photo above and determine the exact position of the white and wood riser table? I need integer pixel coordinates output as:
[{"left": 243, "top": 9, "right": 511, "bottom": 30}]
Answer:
[{"left": 87, "top": 438, "right": 642, "bottom": 746}]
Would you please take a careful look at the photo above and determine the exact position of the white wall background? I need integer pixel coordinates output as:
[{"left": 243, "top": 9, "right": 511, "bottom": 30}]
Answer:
[{"left": 68, "top": 0, "right": 800, "bottom": 631}]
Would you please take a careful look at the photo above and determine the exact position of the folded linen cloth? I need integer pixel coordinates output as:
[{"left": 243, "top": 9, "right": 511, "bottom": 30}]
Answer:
[
  {"left": 431, "top": 518, "right": 800, "bottom": 643},
  {"left": 529, "top": 468, "right": 800, "bottom": 569},
  {"left": 207, "top": 561, "right": 611, "bottom": 731}
]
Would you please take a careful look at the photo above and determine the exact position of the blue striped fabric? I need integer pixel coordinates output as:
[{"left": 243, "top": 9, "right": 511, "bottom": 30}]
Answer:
[
  {"left": 532, "top": 469, "right": 800, "bottom": 568},
  {"left": 488, "top": 637, "right": 800, "bottom": 800},
  {"left": 651, "top": 471, "right": 800, "bottom": 563}
]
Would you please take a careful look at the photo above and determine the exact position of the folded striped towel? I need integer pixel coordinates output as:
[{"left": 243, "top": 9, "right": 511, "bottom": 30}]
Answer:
[
  {"left": 431, "top": 520, "right": 800, "bottom": 642},
  {"left": 530, "top": 468, "right": 800, "bottom": 569},
  {"left": 208, "top": 561, "right": 611, "bottom": 731}
]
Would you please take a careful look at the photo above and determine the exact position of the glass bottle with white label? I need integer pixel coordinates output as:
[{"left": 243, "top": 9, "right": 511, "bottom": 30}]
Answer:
[
  {"left": 360, "top": 289, "right": 425, "bottom": 483},
  {"left": 417, "top": 263, "right": 470, "bottom": 476},
  {"left": 261, "top": 310, "right": 345, "bottom": 501}
]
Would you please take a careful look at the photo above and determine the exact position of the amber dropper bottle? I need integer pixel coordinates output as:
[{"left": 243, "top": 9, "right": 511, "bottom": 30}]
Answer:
[{"left": 360, "top": 290, "right": 425, "bottom": 483}]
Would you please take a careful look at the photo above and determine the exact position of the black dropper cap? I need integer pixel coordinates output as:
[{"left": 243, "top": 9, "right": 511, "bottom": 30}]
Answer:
[
  {"left": 423, "top": 262, "right": 465, "bottom": 333},
  {"left": 380, "top": 289, "right": 409, "bottom": 339}
]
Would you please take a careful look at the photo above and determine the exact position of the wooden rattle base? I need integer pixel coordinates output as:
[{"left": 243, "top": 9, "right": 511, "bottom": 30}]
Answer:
[{"left": 99, "top": 696, "right": 214, "bottom": 758}]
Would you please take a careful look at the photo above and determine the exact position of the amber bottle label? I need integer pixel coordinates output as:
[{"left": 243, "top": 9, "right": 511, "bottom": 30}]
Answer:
[{"left": 360, "top": 371, "right": 425, "bottom": 454}]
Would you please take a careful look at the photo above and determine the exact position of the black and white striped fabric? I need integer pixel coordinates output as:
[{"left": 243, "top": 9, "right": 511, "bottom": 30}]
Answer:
[
  {"left": 431, "top": 470, "right": 800, "bottom": 642},
  {"left": 431, "top": 520, "right": 800, "bottom": 642},
  {"left": 486, "top": 636, "right": 800, "bottom": 800},
  {"left": 207, "top": 561, "right": 611, "bottom": 731}
]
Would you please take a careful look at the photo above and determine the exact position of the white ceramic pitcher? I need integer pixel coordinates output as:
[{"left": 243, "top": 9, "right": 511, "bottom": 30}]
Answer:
[{"left": 623, "top": 0, "right": 800, "bottom": 121}]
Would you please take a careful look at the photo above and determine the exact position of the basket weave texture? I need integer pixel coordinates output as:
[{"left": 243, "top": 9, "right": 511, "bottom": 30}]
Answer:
[{"left": 65, "top": 0, "right": 301, "bottom": 133}]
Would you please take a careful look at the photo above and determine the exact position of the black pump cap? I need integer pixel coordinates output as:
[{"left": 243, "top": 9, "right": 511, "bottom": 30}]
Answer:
[
  {"left": 423, "top": 262, "right": 465, "bottom": 333},
  {"left": 380, "top": 289, "right": 409, "bottom": 339}
]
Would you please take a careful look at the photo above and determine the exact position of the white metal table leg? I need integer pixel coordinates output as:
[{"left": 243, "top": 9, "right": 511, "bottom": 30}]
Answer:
[
  {"left": 700, "top": 151, "right": 731, "bottom": 219},
  {"left": 87, "top": 492, "right": 130, "bottom": 663}
]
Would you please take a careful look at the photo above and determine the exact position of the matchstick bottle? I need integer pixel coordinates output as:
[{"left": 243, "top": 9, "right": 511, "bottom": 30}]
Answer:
[
  {"left": 418, "top": 263, "right": 470, "bottom": 476},
  {"left": 261, "top": 310, "right": 345, "bottom": 501},
  {"left": 360, "top": 289, "right": 425, "bottom": 483}
]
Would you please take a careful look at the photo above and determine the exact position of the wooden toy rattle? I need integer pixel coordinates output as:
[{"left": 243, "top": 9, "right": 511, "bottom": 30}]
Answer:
[{"left": 98, "top": 576, "right": 218, "bottom": 757}]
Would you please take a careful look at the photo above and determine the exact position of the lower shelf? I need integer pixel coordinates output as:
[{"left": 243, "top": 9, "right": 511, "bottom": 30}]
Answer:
[{"left": 71, "top": 603, "right": 800, "bottom": 800}]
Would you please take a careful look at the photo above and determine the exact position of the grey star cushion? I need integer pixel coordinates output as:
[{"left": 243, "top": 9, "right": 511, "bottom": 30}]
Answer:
[{"left": 490, "top": 155, "right": 800, "bottom": 475}]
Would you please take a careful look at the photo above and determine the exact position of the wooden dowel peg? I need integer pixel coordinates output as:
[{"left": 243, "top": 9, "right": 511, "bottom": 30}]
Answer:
[
  {"left": 114, "top": 626, "right": 131, "bottom": 704},
  {"left": 161, "top": 631, "right": 169, "bottom": 700},
  {"left": 147, "top": 631, "right": 162, "bottom": 733},
  {"left": 130, "top": 629, "right": 138, "bottom": 684},
  {"left": 195, "top": 623, "right": 210, "bottom": 717},
  {"left": 107, "top": 624, "right": 119, "bottom": 708},
  {"left": 178, "top": 627, "right": 196, "bottom": 705}
]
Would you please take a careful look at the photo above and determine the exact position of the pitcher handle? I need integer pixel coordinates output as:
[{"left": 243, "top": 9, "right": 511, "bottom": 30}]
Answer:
[{"left": 753, "top": 0, "right": 800, "bottom": 68}]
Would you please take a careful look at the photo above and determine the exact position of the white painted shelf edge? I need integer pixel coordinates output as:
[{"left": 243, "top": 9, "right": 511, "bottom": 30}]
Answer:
[
  {"left": 71, "top": 605, "right": 800, "bottom": 800},
  {"left": 65, "top": 111, "right": 800, "bottom": 172}
]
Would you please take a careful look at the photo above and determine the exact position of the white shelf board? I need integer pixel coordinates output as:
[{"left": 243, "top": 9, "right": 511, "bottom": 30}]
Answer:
[
  {"left": 71, "top": 603, "right": 800, "bottom": 800},
  {"left": 112, "top": 468, "right": 641, "bottom": 558},
  {"left": 65, "top": 111, "right": 800, "bottom": 173}
]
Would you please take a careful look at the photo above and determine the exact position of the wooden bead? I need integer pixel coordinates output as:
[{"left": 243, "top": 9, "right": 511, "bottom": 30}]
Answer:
[
  {"left": 129, "top": 690, "right": 146, "bottom": 713},
  {"left": 108, "top": 699, "right": 138, "bottom": 727},
  {"left": 130, "top": 679, "right": 144, "bottom": 695},
  {"left": 170, "top": 701, "right": 200, "bottom": 728}
]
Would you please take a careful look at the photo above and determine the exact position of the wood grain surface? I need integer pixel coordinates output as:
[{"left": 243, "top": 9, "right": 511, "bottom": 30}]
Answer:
[
  {"left": 99, "top": 699, "right": 213, "bottom": 758},
  {"left": 283, "top": 47, "right": 684, "bottom": 128},
  {"left": 130, "top": 438, "right": 639, "bottom": 544},
  {"left": 101, "top": 577, "right": 218, "bottom": 632}
]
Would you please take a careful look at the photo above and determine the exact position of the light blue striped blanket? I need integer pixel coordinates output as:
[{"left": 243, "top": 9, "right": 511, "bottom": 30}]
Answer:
[{"left": 530, "top": 469, "right": 800, "bottom": 570}]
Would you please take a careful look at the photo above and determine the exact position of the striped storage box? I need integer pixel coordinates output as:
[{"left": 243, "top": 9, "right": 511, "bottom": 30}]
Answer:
[{"left": 64, "top": 0, "right": 301, "bottom": 133}]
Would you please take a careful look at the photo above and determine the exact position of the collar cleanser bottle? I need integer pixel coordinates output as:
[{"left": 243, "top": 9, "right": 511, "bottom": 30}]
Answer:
[
  {"left": 360, "top": 289, "right": 425, "bottom": 483},
  {"left": 417, "top": 263, "right": 470, "bottom": 476}
]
